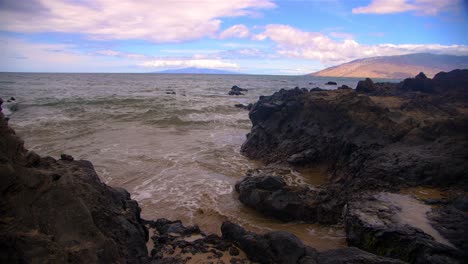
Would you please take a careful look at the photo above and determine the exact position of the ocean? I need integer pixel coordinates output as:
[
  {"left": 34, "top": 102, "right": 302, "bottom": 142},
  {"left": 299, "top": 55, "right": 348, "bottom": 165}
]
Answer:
[{"left": 0, "top": 73, "right": 365, "bottom": 250}]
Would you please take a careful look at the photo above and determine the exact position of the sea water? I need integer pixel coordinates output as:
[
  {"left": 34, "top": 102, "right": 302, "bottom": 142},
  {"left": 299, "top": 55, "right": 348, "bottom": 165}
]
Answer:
[{"left": 0, "top": 73, "right": 364, "bottom": 250}]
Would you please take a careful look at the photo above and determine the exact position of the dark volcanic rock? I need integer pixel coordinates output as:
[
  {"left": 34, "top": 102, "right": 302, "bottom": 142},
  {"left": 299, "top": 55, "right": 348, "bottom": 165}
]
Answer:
[
  {"left": 241, "top": 72, "right": 468, "bottom": 189},
  {"left": 0, "top": 101, "right": 148, "bottom": 263},
  {"left": 235, "top": 174, "right": 321, "bottom": 222},
  {"left": 235, "top": 103, "right": 253, "bottom": 110},
  {"left": 229, "top": 85, "right": 248, "bottom": 95},
  {"left": 337, "top": 85, "right": 351, "bottom": 90},
  {"left": 231, "top": 85, "right": 248, "bottom": 92},
  {"left": 229, "top": 90, "right": 244, "bottom": 96},
  {"left": 317, "top": 247, "right": 406, "bottom": 264},
  {"left": 356, "top": 78, "right": 375, "bottom": 93},
  {"left": 345, "top": 192, "right": 463, "bottom": 264},
  {"left": 222, "top": 221, "right": 316, "bottom": 264},
  {"left": 325, "top": 81, "right": 337, "bottom": 85},
  {"left": 222, "top": 221, "right": 406, "bottom": 264},
  {"left": 148, "top": 218, "right": 249, "bottom": 263},
  {"left": 428, "top": 203, "right": 468, "bottom": 259}
]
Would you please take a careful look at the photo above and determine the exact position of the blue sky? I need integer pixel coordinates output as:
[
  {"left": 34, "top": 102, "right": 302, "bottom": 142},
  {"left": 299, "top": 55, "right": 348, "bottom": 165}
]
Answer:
[{"left": 0, "top": 0, "right": 467, "bottom": 74}]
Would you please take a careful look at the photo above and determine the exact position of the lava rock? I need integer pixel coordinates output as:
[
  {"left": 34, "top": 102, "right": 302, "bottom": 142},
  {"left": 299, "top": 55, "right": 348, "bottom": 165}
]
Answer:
[
  {"left": 325, "top": 81, "right": 337, "bottom": 85},
  {"left": 356, "top": 78, "right": 375, "bottom": 93},
  {"left": 0, "top": 107, "right": 149, "bottom": 263},
  {"left": 345, "top": 193, "right": 463, "bottom": 264}
]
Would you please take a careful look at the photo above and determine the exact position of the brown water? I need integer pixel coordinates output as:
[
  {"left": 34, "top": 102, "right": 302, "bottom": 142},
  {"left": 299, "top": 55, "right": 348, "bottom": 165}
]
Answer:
[{"left": 2, "top": 73, "right": 352, "bottom": 251}]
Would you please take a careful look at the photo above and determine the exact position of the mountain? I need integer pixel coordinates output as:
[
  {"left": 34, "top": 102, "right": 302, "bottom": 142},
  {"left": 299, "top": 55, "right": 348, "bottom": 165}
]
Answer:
[
  {"left": 310, "top": 53, "right": 468, "bottom": 79},
  {"left": 154, "top": 67, "right": 242, "bottom": 74}
]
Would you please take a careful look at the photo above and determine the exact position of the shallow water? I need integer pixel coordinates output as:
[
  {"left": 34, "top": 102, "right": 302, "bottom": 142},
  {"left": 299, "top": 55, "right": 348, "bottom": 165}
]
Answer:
[{"left": 0, "top": 73, "right": 362, "bottom": 250}]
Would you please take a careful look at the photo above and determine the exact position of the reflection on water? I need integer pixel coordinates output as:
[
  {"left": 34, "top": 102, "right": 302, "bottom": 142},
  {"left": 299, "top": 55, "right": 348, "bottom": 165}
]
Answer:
[{"left": 1, "top": 73, "right": 356, "bottom": 250}]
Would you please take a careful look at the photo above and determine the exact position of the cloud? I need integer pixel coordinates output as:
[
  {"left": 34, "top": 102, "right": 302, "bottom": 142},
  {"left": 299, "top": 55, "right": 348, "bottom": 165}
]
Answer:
[
  {"left": 0, "top": 38, "right": 136, "bottom": 72},
  {"left": 329, "top": 32, "right": 354, "bottom": 40},
  {"left": 139, "top": 59, "right": 239, "bottom": 69},
  {"left": 219, "top": 24, "right": 250, "bottom": 39},
  {"left": 254, "top": 24, "right": 468, "bottom": 65},
  {"left": 0, "top": 0, "right": 275, "bottom": 43},
  {"left": 352, "top": 0, "right": 460, "bottom": 15}
]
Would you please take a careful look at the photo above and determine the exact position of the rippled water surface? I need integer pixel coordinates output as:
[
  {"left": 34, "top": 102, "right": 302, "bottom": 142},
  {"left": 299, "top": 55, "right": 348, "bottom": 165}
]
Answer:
[{"left": 1, "top": 73, "right": 361, "bottom": 250}]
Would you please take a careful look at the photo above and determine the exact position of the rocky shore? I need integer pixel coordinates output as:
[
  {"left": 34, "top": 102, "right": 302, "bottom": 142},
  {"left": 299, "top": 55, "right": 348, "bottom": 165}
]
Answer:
[
  {"left": 237, "top": 70, "right": 468, "bottom": 263},
  {"left": 1, "top": 69, "right": 466, "bottom": 263}
]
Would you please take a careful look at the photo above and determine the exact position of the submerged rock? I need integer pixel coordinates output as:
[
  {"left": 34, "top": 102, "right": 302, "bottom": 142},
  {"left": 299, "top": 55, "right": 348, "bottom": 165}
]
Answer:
[
  {"left": 229, "top": 85, "right": 248, "bottom": 95},
  {"left": 325, "top": 81, "right": 337, "bottom": 85}
]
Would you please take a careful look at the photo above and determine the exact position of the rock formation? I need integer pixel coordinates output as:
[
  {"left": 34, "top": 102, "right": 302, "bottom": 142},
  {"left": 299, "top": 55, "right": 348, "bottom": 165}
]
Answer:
[
  {"left": 0, "top": 100, "right": 149, "bottom": 263},
  {"left": 238, "top": 70, "right": 468, "bottom": 263}
]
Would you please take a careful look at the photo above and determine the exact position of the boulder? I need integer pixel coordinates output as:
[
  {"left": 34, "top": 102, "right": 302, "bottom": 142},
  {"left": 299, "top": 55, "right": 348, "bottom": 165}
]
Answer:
[
  {"left": 235, "top": 175, "right": 320, "bottom": 222},
  {"left": 221, "top": 221, "right": 315, "bottom": 264},
  {"left": 356, "top": 78, "right": 375, "bottom": 93}
]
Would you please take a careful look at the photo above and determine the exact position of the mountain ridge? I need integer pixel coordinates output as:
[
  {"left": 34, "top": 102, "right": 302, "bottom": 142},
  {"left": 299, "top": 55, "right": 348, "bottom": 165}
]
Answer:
[{"left": 310, "top": 53, "right": 468, "bottom": 79}]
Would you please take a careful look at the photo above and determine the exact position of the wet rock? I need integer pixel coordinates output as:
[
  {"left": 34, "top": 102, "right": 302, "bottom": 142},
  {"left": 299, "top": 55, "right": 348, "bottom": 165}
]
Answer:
[
  {"left": 428, "top": 203, "right": 468, "bottom": 259},
  {"left": 317, "top": 247, "right": 406, "bottom": 264},
  {"left": 325, "top": 81, "right": 337, "bottom": 85},
  {"left": 166, "top": 91, "right": 176, "bottom": 95},
  {"left": 337, "top": 85, "right": 351, "bottom": 90},
  {"left": 229, "top": 90, "right": 244, "bottom": 96},
  {"left": 60, "top": 153, "right": 74, "bottom": 161},
  {"left": 0, "top": 108, "right": 149, "bottom": 263},
  {"left": 235, "top": 174, "right": 321, "bottom": 222},
  {"left": 149, "top": 219, "right": 249, "bottom": 263},
  {"left": 345, "top": 192, "right": 462, "bottom": 264},
  {"left": 222, "top": 221, "right": 315, "bottom": 264},
  {"left": 234, "top": 103, "right": 253, "bottom": 110},
  {"left": 231, "top": 85, "right": 248, "bottom": 92},
  {"left": 229, "top": 85, "right": 248, "bottom": 95}
]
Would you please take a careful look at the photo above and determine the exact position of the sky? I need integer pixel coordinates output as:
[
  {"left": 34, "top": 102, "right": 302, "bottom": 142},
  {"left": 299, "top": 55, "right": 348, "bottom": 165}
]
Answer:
[{"left": 0, "top": 0, "right": 467, "bottom": 75}]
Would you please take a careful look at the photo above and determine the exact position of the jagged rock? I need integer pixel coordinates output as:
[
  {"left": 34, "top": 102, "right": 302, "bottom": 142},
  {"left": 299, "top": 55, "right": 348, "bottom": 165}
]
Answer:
[
  {"left": 149, "top": 219, "right": 249, "bottom": 263},
  {"left": 0, "top": 105, "right": 149, "bottom": 263},
  {"left": 241, "top": 73, "right": 468, "bottom": 188},
  {"left": 222, "top": 221, "right": 407, "bottom": 264},
  {"left": 222, "top": 221, "right": 315, "bottom": 264},
  {"left": 235, "top": 174, "right": 321, "bottom": 222},
  {"left": 345, "top": 192, "right": 463, "bottom": 264},
  {"left": 356, "top": 78, "right": 375, "bottom": 93},
  {"left": 231, "top": 85, "right": 248, "bottom": 92}
]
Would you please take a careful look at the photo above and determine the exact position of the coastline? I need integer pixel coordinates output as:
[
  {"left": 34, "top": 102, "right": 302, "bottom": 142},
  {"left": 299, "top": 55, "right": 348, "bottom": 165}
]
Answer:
[{"left": 1, "top": 69, "right": 467, "bottom": 263}]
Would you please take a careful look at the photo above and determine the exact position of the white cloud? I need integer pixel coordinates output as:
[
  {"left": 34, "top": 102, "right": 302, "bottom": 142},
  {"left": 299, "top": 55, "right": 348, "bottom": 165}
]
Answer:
[
  {"left": 254, "top": 24, "right": 468, "bottom": 65},
  {"left": 0, "top": 0, "right": 275, "bottom": 43},
  {"left": 139, "top": 59, "right": 239, "bottom": 69},
  {"left": 0, "top": 38, "right": 136, "bottom": 72},
  {"left": 352, "top": 0, "right": 460, "bottom": 15},
  {"left": 219, "top": 24, "right": 250, "bottom": 39},
  {"left": 329, "top": 32, "right": 354, "bottom": 40}
]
